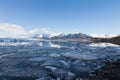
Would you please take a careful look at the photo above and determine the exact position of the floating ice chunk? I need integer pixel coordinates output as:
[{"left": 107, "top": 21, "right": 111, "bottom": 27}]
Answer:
[
  {"left": 0, "top": 42, "right": 30, "bottom": 46},
  {"left": 67, "top": 72, "right": 75, "bottom": 78},
  {"left": 0, "top": 68, "right": 47, "bottom": 77},
  {"left": 0, "top": 53, "right": 15, "bottom": 59},
  {"left": 81, "top": 62, "right": 86, "bottom": 66},
  {"left": 50, "top": 53, "right": 61, "bottom": 57},
  {"left": 57, "top": 78, "right": 61, "bottom": 80},
  {"left": 52, "top": 68, "right": 68, "bottom": 75},
  {"left": 29, "top": 57, "right": 51, "bottom": 62},
  {"left": 59, "top": 60, "right": 68, "bottom": 66},
  {"left": 59, "top": 60, "right": 71, "bottom": 68},
  {"left": 41, "top": 60, "right": 63, "bottom": 67},
  {"left": 35, "top": 77, "right": 52, "bottom": 80},
  {"left": 64, "top": 72, "right": 75, "bottom": 80},
  {"left": 45, "top": 66, "right": 57, "bottom": 70},
  {"left": 71, "top": 64, "right": 92, "bottom": 73},
  {"left": 49, "top": 42, "right": 61, "bottom": 48},
  {"left": 88, "top": 43, "right": 119, "bottom": 47},
  {"left": 51, "top": 68, "right": 75, "bottom": 80},
  {"left": 64, "top": 52, "right": 98, "bottom": 60},
  {"left": 76, "top": 78, "right": 84, "bottom": 80}
]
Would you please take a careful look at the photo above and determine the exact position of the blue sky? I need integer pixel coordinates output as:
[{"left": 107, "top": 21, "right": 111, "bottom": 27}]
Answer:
[{"left": 0, "top": 0, "right": 120, "bottom": 37}]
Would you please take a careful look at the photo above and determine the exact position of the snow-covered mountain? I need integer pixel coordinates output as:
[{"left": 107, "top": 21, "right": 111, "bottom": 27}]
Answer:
[
  {"left": 51, "top": 33, "right": 91, "bottom": 38},
  {"left": 32, "top": 33, "right": 50, "bottom": 39},
  {"left": 56, "top": 33, "right": 67, "bottom": 37},
  {"left": 50, "top": 33, "right": 92, "bottom": 42}
]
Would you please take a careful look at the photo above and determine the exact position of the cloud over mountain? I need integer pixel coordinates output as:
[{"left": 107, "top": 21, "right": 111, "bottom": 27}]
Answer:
[
  {"left": 0, "top": 23, "right": 28, "bottom": 37},
  {"left": 0, "top": 23, "right": 58, "bottom": 38},
  {"left": 0, "top": 23, "right": 27, "bottom": 34}
]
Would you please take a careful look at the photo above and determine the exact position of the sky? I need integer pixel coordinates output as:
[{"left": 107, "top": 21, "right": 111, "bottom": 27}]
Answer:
[{"left": 0, "top": 0, "right": 120, "bottom": 37}]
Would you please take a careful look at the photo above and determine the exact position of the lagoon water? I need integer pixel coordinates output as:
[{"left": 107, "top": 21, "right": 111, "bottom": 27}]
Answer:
[{"left": 0, "top": 40, "right": 120, "bottom": 80}]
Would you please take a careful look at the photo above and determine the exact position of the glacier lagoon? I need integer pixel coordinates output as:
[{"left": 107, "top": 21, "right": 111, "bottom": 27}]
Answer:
[{"left": 0, "top": 40, "right": 120, "bottom": 80}]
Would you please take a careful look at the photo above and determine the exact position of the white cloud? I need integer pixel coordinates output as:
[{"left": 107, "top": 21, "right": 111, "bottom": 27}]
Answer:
[
  {"left": 0, "top": 23, "right": 59, "bottom": 38},
  {"left": 29, "top": 28, "right": 59, "bottom": 37},
  {"left": 0, "top": 23, "right": 28, "bottom": 38},
  {"left": 0, "top": 23, "right": 27, "bottom": 34},
  {"left": 29, "top": 28, "right": 53, "bottom": 34}
]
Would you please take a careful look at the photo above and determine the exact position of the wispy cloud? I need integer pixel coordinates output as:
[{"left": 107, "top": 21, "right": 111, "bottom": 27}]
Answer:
[
  {"left": 0, "top": 23, "right": 28, "bottom": 38},
  {"left": 0, "top": 23, "right": 59, "bottom": 38},
  {"left": 29, "top": 28, "right": 59, "bottom": 37},
  {"left": 0, "top": 23, "right": 27, "bottom": 34},
  {"left": 29, "top": 28, "right": 54, "bottom": 34}
]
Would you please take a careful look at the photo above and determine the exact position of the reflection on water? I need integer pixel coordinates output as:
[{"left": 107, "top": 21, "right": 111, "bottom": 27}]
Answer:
[
  {"left": 49, "top": 42, "right": 61, "bottom": 48},
  {"left": 0, "top": 40, "right": 119, "bottom": 48},
  {"left": 38, "top": 41, "right": 61, "bottom": 48},
  {"left": 89, "top": 43, "right": 119, "bottom": 47}
]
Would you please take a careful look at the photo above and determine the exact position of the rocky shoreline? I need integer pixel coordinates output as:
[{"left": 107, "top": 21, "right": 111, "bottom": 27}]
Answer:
[
  {"left": 89, "top": 59, "right": 120, "bottom": 80},
  {"left": 92, "top": 36, "right": 120, "bottom": 45}
]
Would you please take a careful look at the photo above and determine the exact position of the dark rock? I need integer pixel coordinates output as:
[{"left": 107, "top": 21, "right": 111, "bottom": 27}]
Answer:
[{"left": 90, "top": 59, "right": 120, "bottom": 80}]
